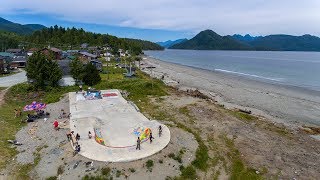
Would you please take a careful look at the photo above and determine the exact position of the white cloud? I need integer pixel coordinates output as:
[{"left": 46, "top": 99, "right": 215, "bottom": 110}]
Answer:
[{"left": 1, "top": 0, "right": 320, "bottom": 35}]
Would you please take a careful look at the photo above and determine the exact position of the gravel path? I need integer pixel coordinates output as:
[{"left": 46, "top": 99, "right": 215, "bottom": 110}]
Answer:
[
  {"left": 0, "top": 70, "right": 27, "bottom": 87},
  {"left": 15, "top": 95, "right": 70, "bottom": 165}
]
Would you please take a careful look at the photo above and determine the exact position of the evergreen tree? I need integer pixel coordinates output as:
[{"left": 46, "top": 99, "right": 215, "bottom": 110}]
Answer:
[
  {"left": 69, "top": 59, "right": 84, "bottom": 83},
  {"left": 82, "top": 63, "right": 101, "bottom": 86},
  {"left": 26, "top": 51, "right": 62, "bottom": 88}
]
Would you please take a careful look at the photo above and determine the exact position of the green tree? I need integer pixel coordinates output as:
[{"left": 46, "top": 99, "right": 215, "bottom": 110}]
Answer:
[
  {"left": 70, "top": 59, "right": 84, "bottom": 83},
  {"left": 82, "top": 63, "right": 101, "bottom": 86},
  {"left": 26, "top": 51, "right": 62, "bottom": 88}
]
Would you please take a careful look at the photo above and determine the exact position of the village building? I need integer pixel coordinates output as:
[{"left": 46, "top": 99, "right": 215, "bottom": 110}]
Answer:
[
  {"left": 27, "top": 48, "right": 38, "bottom": 57},
  {"left": 78, "top": 52, "right": 97, "bottom": 62},
  {"left": 39, "top": 47, "right": 62, "bottom": 60},
  {"left": 81, "top": 43, "right": 88, "bottom": 49},
  {"left": 66, "top": 50, "right": 79, "bottom": 56},
  {"left": 11, "top": 56, "right": 27, "bottom": 68},
  {"left": 6, "top": 49, "right": 23, "bottom": 55},
  {"left": 0, "top": 56, "right": 8, "bottom": 74},
  {"left": 90, "top": 59, "right": 102, "bottom": 71}
]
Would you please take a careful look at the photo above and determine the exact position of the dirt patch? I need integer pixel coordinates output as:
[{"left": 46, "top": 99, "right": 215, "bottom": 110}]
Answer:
[{"left": 0, "top": 88, "right": 8, "bottom": 106}]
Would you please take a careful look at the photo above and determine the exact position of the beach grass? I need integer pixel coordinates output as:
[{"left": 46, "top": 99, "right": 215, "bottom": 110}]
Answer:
[{"left": 230, "top": 111, "right": 258, "bottom": 122}]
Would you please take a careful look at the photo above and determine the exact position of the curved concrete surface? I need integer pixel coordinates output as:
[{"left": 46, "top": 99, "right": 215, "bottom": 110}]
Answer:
[{"left": 69, "top": 90, "right": 170, "bottom": 162}]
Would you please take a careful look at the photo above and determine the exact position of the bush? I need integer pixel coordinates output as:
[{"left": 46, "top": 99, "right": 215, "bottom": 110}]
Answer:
[
  {"left": 82, "top": 63, "right": 101, "bottom": 86},
  {"left": 180, "top": 165, "right": 197, "bottom": 179},
  {"left": 146, "top": 160, "right": 154, "bottom": 168},
  {"left": 101, "top": 167, "right": 111, "bottom": 176}
]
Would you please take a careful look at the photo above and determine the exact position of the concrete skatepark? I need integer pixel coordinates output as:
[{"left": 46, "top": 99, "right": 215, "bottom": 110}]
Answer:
[{"left": 69, "top": 89, "right": 170, "bottom": 162}]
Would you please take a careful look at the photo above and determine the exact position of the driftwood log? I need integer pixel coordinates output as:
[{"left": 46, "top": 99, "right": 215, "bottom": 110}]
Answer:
[{"left": 238, "top": 109, "right": 252, "bottom": 114}]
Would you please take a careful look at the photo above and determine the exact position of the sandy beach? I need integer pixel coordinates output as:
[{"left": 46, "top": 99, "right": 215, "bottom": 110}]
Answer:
[{"left": 141, "top": 56, "right": 320, "bottom": 127}]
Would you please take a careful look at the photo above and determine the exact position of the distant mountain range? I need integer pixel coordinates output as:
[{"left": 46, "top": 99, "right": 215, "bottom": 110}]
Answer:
[
  {"left": 170, "top": 30, "right": 320, "bottom": 51},
  {"left": 170, "top": 30, "right": 251, "bottom": 50},
  {"left": 157, "top": 38, "right": 188, "bottom": 48},
  {"left": 0, "top": 17, "right": 46, "bottom": 35}
]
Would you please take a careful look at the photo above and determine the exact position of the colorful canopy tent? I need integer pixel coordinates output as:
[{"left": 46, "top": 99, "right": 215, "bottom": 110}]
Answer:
[{"left": 23, "top": 101, "right": 46, "bottom": 111}]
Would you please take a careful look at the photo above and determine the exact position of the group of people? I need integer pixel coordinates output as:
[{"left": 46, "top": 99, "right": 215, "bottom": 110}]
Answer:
[
  {"left": 136, "top": 125, "right": 163, "bottom": 150},
  {"left": 66, "top": 131, "right": 82, "bottom": 154}
]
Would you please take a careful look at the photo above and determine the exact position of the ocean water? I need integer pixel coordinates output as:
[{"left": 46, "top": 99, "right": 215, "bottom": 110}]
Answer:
[{"left": 144, "top": 49, "right": 320, "bottom": 91}]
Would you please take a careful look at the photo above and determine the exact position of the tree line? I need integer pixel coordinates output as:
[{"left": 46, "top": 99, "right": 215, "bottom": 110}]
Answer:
[{"left": 1, "top": 25, "right": 164, "bottom": 54}]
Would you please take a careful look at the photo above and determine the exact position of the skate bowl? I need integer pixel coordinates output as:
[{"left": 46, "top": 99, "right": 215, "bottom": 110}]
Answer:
[{"left": 69, "top": 89, "right": 170, "bottom": 162}]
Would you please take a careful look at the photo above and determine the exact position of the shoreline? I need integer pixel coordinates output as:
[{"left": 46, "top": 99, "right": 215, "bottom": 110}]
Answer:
[{"left": 141, "top": 55, "right": 320, "bottom": 127}]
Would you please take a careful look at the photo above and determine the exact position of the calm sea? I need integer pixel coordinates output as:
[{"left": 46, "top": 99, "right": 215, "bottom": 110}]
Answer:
[{"left": 144, "top": 49, "right": 320, "bottom": 91}]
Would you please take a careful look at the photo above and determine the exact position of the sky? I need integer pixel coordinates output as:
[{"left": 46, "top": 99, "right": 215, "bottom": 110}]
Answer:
[{"left": 0, "top": 0, "right": 319, "bottom": 42}]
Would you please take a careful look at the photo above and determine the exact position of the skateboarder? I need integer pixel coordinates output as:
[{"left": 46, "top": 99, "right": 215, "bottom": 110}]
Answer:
[
  {"left": 136, "top": 137, "right": 141, "bottom": 150},
  {"left": 149, "top": 132, "right": 154, "bottom": 143},
  {"left": 158, "top": 125, "right": 162, "bottom": 137}
]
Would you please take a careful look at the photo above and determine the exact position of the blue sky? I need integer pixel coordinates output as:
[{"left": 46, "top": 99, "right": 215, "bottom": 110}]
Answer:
[
  {"left": 0, "top": 0, "right": 319, "bottom": 42},
  {"left": 1, "top": 13, "right": 191, "bottom": 42}
]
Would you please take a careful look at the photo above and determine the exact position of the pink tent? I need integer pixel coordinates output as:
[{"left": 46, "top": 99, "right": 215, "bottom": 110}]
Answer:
[{"left": 23, "top": 101, "right": 46, "bottom": 111}]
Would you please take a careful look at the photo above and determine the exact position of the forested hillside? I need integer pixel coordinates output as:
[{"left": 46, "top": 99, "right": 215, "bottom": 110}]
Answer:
[
  {"left": 25, "top": 26, "right": 162, "bottom": 54},
  {"left": 0, "top": 17, "right": 45, "bottom": 35},
  {"left": 0, "top": 31, "right": 21, "bottom": 51}
]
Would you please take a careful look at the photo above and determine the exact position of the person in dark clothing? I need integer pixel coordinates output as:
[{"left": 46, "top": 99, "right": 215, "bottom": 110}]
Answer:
[
  {"left": 66, "top": 131, "right": 72, "bottom": 140},
  {"left": 158, "top": 125, "right": 162, "bottom": 137},
  {"left": 74, "top": 144, "right": 81, "bottom": 155},
  {"left": 76, "top": 144, "right": 81, "bottom": 152},
  {"left": 76, "top": 133, "right": 80, "bottom": 141},
  {"left": 136, "top": 137, "right": 141, "bottom": 150},
  {"left": 149, "top": 132, "right": 154, "bottom": 143},
  {"left": 88, "top": 131, "right": 92, "bottom": 139}
]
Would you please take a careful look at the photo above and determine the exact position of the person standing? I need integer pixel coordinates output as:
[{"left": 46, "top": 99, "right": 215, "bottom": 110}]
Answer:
[
  {"left": 53, "top": 120, "right": 59, "bottom": 130},
  {"left": 88, "top": 131, "right": 92, "bottom": 139},
  {"left": 158, "top": 125, "right": 162, "bottom": 137},
  {"left": 136, "top": 137, "right": 141, "bottom": 150},
  {"left": 76, "top": 133, "right": 80, "bottom": 141},
  {"left": 149, "top": 132, "right": 154, "bottom": 143}
]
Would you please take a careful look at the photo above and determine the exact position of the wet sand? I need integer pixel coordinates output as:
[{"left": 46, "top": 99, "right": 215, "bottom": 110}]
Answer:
[{"left": 141, "top": 56, "right": 320, "bottom": 127}]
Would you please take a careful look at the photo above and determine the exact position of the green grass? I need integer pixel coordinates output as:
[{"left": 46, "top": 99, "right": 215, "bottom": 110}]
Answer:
[
  {"left": 82, "top": 167, "right": 112, "bottom": 180},
  {"left": 168, "top": 150, "right": 184, "bottom": 163},
  {"left": 180, "top": 165, "right": 197, "bottom": 179},
  {"left": 57, "top": 165, "right": 64, "bottom": 175},
  {"left": 230, "top": 111, "right": 258, "bottom": 122},
  {"left": 220, "top": 134, "right": 264, "bottom": 180},
  {"left": 129, "top": 168, "right": 136, "bottom": 173},
  {"left": 46, "top": 176, "right": 57, "bottom": 180},
  {"left": 116, "top": 170, "right": 121, "bottom": 177},
  {"left": 146, "top": 160, "right": 154, "bottom": 171},
  {"left": 175, "top": 122, "right": 209, "bottom": 171},
  {"left": 101, "top": 167, "right": 111, "bottom": 176}
]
